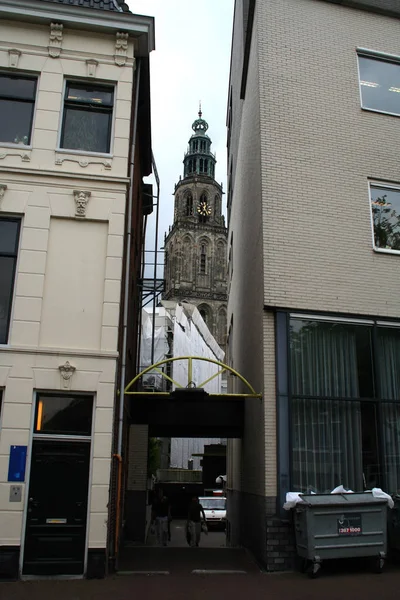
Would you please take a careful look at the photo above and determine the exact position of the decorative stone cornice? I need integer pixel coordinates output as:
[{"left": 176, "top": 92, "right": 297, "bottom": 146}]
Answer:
[
  {"left": 0, "top": 184, "right": 7, "bottom": 207},
  {"left": 86, "top": 59, "right": 99, "bottom": 78},
  {"left": 59, "top": 361, "right": 76, "bottom": 389},
  {"left": 73, "top": 190, "right": 91, "bottom": 217},
  {"left": 115, "top": 32, "right": 129, "bottom": 66},
  {"left": 0, "top": 149, "right": 31, "bottom": 162},
  {"left": 8, "top": 49, "right": 21, "bottom": 68},
  {"left": 49, "top": 23, "right": 63, "bottom": 58},
  {"left": 55, "top": 153, "right": 112, "bottom": 169}
]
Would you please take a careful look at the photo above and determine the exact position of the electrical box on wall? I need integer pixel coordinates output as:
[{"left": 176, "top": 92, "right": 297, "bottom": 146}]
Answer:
[{"left": 9, "top": 485, "right": 22, "bottom": 503}]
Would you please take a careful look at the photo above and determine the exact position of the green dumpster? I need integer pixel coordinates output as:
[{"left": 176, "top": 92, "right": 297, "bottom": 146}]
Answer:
[
  {"left": 294, "top": 492, "right": 387, "bottom": 577},
  {"left": 388, "top": 494, "right": 400, "bottom": 554}
]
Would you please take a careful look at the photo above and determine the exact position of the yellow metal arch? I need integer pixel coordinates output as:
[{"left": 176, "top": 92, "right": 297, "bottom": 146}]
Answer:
[{"left": 125, "top": 356, "right": 261, "bottom": 398}]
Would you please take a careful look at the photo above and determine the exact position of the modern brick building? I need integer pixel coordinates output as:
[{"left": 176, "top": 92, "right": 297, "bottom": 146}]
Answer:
[
  {"left": 0, "top": 0, "right": 154, "bottom": 579},
  {"left": 227, "top": 0, "right": 400, "bottom": 570}
]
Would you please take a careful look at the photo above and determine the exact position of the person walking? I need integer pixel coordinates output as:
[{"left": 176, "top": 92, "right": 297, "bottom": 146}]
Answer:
[
  {"left": 151, "top": 487, "right": 171, "bottom": 546},
  {"left": 187, "top": 496, "right": 207, "bottom": 547}
]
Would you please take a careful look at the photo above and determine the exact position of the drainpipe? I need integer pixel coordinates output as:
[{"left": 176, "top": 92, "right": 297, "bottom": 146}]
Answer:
[
  {"left": 113, "top": 59, "right": 141, "bottom": 561},
  {"left": 150, "top": 152, "right": 160, "bottom": 365},
  {"left": 118, "top": 58, "right": 141, "bottom": 458}
]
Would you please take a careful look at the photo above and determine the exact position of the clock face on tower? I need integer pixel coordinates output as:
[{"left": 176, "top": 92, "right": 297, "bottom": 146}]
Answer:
[{"left": 197, "top": 200, "right": 212, "bottom": 217}]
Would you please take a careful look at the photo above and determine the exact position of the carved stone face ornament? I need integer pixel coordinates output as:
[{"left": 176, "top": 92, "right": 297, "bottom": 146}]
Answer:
[{"left": 73, "top": 190, "right": 91, "bottom": 217}]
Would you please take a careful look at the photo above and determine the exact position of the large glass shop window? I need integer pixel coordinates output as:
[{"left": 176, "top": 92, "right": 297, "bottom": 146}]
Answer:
[{"left": 289, "top": 318, "right": 374, "bottom": 493}]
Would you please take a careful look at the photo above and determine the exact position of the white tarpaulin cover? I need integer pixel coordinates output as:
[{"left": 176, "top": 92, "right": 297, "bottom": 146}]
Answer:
[{"left": 141, "top": 301, "right": 226, "bottom": 469}]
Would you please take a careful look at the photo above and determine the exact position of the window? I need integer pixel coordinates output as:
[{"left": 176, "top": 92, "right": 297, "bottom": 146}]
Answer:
[
  {"left": 34, "top": 394, "right": 93, "bottom": 436},
  {"left": 358, "top": 54, "right": 400, "bottom": 117},
  {"left": 289, "top": 316, "right": 400, "bottom": 495},
  {"left": 200, "top": 243, "right": 207, "bottom": 273},
  {"left": 0, "top": 218, "right": 21, "bottom": 344},
  {"left": 61, "top": 82, "right": 114, "bottom": 153},
  {"left": 0, "top": 74, "right": 37, "bottom": 145},
  {"left": 186, "top": 194, "right": 193, "bottom": 216},
  {"left": 370, "top": 184, "right": 400, "bottom": 252}
]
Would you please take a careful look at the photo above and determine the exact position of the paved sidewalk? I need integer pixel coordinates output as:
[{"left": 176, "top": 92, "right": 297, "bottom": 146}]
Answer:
[{"left": 2, "top": 568, "right": 400, "bottom": 600}]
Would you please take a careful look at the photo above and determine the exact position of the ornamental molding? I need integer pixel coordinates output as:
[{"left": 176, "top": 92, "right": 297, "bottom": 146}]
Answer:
[
  {"left": 49, "top": 23, "right": 63, "bottom": 58},
  {"left": 8, "top": 49, "right": 21, "bottom": 68},
  {"left": 55, "top": 153, "right": 112, "bottom": 170},
  {"left": 0, "top": 184, "right": 7, "bottom": 207},
  {"left": 86, "top": 59, "right": 98, "bottom": 78},
  {"left": 115, "top": 32, "right": 129, "bottom": 66},
  {"left": 58, "top": 361, "right": 76, "bottom": 389},
  {"left": 73, "top": 190, "right": 91, "bottom": 217},
  {"left": 0, "top": 149, "right": 31, "bottom": 162}
]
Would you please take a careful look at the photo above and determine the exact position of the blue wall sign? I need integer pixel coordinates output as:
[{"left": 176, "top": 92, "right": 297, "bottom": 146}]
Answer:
[{"left": 8, "top": 446, "right": 28, "bottom": 482}]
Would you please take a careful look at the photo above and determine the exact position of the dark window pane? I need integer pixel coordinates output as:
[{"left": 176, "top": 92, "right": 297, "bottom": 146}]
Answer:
[
  {"left": 382, "top": 402, "right": 400, "bottom": 493},
  {"left": 0, "top": 100, "right": 34, "bottom": 145},
  {"left": 290, "top": 319, "right": 374, "bottom": 398},
  {"left": 378, "top": 327, "right": 400, "bottom": 400},
  {"left": 62, "top": 108, "right": 111, "bottom": 153},
  {"left": 0, "top": 75, "right": 36, "bottom": 100},
  {"left": 0, "top": 256, "right": 16, "bottom": 344},
  {"left": 67, "top": 85, "right": 113, "bottom": 106},
  {"left": 370, "top": 186, "right": 400, "bottom": 251},
  {"left": 35, "top": 395, "right": 93, "bottom": 435},
  {"left": 359, "top": 56, "right": 400, "bottom": 116},
  {"left": 291, "top": 398, "right": 363, "bottom": 493},
  {"left": 0, "top": 220, "right": 19, "bottom": 254}
]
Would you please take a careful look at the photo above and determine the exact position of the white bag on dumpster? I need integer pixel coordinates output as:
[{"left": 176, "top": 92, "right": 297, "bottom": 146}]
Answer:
[
  {"left": 371, "top": 487, "right": 394, "bottom": 509},
  {"left": 331, "top": 485, "right": 354, "bottom": 494},
  {"left": 283, "top": 492, "right": 305, "bottom": 510}
]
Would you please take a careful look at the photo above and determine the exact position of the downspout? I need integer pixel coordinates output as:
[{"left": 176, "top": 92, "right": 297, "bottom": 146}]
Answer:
[
  {"left": 113, "top": 58, "right": 142, "bottom": 560},
  {"left": 150, "top": 152, "right": 160, "bottom": 365},
  {"left": 118, "top": 57, "right": 141, "bottom": 457}
]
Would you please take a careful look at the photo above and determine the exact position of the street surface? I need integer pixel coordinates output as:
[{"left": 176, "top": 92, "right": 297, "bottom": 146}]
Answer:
[{"left": 2, "top": 522, "right": 400, "bottom": 599}]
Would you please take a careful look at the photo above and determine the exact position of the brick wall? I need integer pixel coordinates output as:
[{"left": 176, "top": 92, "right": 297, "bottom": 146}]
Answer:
[{"left": 257, "top": 0, "right": 400, "bottom": 318}]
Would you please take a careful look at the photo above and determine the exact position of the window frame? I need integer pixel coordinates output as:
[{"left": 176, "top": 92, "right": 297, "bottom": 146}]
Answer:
[
  {"left": 0, "top": 71, "right": 38, "bottom": 148},
  {"left": 357, "top": 48, "right": 400, "bottom": 119},
  {"left": 368, "top": 181, "right": 400, "bottom": 255},
  {"left": 286, "top": 312, "right": 400, "bottom": 497},
  {"left": 58, "top": 79, "right": 115, "bottom": 156},
  {"left": 0, "top": 217, "right": 21, "bottom": 345},
  {"left": 33, "top": 392, "right": 94, "bottom": 438}
]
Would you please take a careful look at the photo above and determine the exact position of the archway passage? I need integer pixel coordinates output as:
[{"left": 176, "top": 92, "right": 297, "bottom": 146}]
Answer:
[
  {"left": 124, "top": 355, "right": 261, "bottom": 438},
  {"left": 119, "top": 357, "right": 261, "bottom": 572}
]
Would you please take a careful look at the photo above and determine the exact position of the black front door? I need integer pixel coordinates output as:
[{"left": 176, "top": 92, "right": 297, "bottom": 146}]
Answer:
[{"left": 23, "top": 440, "right": 90, "bottom": 575}]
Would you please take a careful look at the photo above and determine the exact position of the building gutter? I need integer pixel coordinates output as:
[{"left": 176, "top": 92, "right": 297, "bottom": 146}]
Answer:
[
  {"left": 118, "top": 58, "right": 141, "bottom": 458},
  {"left": 0, "top": 0, "right": 155, "bottom": 54}
]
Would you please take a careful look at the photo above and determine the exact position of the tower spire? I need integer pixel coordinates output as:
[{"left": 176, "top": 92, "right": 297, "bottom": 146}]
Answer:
[{"left": 199, "top": 100, "right": 202, "bottom": 118}]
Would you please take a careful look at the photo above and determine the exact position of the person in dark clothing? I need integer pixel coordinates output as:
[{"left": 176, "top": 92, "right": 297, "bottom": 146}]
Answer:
[
  {"left": 187, "top": 496, "right": 206, "bottom": 547},
  {"left": 151, "top": 488, "right": 171, "bottom": 546}
]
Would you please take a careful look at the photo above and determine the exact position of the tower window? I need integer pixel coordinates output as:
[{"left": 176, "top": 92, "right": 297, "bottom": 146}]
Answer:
[
  {"left": 200, "top": 244, "right": 207, "bottom": 273},
  {"left": 186, "top": 194, "right": 193, "bottom": 216}
]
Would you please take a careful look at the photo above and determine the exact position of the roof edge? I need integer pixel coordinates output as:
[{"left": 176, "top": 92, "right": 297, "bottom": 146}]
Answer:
[{"left": 0, "top": 0, "right": 155, "bottom": 55}]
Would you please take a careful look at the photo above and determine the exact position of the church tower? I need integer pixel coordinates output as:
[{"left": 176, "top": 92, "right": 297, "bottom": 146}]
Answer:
[{"left": 163, "top": 109, "right": 228, "bottom": 351}]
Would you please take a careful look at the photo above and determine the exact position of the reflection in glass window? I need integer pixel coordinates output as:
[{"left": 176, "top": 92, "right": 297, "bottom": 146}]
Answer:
[
  {"left": 61, "top": 82, "right": 114, "bottom": 153},
  {"left": 370, "top": 185, "right": 400, "bottom": 251},
  {"left": 358, "top": 55, "right": 400, "bottom": 116},
  {"left": 0, "top": 218, "right": 21, "bottom": 344},
  {"left": 0, "top": 74, "right": 37, "bottom": 145},
  {"left": 35, "top": 395, "right": 93, "bottom": 436}
]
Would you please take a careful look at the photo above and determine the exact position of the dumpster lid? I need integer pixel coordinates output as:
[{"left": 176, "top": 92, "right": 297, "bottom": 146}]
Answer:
[{"left": 297, "top": 492, "right": 387, "bottom": 507}]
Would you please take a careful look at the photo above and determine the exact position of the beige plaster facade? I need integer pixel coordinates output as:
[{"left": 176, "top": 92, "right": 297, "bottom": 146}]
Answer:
[{"left": 0, "top": 0, "right": 154, "bottom": 577}]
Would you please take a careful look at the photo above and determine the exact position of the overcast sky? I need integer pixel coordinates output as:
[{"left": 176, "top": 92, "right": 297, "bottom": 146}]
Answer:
[{"left": 127, "top": 0, "right": 234, "bottom": 279}]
